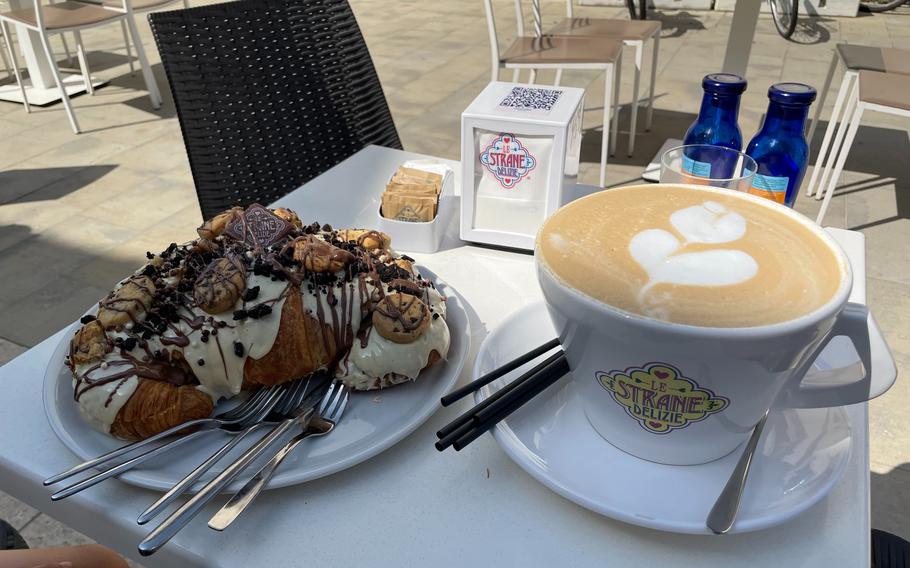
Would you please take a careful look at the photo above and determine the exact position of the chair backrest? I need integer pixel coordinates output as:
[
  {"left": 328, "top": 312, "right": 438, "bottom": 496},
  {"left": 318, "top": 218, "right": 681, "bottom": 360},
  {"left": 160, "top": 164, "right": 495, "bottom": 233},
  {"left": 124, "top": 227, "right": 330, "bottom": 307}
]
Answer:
[
  {"left": 485, "top": 0, "right": 537, "bottom": 81},
  {"left": 149, "top": 0, "right": 401, "bottom": 220}
]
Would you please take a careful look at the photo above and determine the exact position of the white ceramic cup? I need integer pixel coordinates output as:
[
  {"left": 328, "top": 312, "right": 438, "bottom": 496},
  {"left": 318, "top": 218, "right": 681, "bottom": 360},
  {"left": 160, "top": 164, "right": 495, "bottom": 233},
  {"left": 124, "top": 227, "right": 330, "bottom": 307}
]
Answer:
[{"left": 536, "top": 184, "right": 883, "bottom": 465}]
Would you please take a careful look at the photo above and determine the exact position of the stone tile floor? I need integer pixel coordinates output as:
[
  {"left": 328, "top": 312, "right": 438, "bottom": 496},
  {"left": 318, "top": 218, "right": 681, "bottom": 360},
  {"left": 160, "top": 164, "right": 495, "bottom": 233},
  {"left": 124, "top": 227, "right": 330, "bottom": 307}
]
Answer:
[{"left": 0, "top": 0, "right": 908, "bottom": 561}]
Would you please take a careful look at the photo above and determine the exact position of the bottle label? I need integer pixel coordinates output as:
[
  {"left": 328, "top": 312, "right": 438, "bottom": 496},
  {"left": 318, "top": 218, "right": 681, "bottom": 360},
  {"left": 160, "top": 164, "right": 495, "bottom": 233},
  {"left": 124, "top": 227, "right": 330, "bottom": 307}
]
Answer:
[
  {"left": 748, "top": 173, "right": 789, "bottom": 204},
  {"left": 682, "top": 155, "right": 712, "bottom": 178}
]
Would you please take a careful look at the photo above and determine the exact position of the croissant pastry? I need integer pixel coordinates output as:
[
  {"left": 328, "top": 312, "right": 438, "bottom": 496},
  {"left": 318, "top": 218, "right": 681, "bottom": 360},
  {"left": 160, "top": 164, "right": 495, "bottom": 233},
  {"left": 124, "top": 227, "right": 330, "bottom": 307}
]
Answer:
[{"left": 66, "top": 204, "right": 450, "bottom": 440}]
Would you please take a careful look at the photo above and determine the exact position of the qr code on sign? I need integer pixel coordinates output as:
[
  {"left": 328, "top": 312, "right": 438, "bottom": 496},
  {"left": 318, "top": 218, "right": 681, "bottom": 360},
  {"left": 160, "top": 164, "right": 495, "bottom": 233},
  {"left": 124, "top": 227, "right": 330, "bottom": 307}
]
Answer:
[{"left": 498, "top": 86, "right": 563, "bottom": 114}]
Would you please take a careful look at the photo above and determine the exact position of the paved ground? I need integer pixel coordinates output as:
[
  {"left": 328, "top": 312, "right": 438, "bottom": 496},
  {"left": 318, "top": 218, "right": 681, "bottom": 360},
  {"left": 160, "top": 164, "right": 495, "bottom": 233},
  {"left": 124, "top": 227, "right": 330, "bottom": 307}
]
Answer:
[{"left": 0, "top": 0, "right": 908, "bottom": 560}]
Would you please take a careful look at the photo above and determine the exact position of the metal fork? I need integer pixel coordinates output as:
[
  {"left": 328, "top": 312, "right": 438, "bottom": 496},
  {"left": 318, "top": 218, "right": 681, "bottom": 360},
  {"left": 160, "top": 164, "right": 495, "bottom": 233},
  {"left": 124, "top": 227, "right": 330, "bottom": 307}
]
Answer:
[
  {"left": 208, "top": 381, "right": 350, "bottom": 531},
  {"left": 136, "top": 378, "right": 312, "bottom": 525},
  {"left": 46, "top": 385, "right": 287, "bottom": 500},
  {"left": 137, "top": 375, "right": 332, "bottom": 556}
]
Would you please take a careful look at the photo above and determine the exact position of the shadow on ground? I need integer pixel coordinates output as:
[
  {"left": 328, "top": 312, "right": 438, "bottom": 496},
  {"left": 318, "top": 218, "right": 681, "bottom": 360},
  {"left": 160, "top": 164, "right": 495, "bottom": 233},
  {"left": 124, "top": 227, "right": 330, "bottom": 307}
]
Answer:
[
  {"left": 0, "top": 166, "right": 117, "bottom": 205},
  {"left": 579, "top": 105, "right": 696, "bottom": 169},
  {"left": 809, "top": 121, "right": 910, "bottom": 229},
  {"left": 872, "top": 466, "right": 910, "bottom": 542},
  {"left": 59, "top": 51, "right": 134, "bottom": 75},
  {"left": 0, "top": 223, "right": 145, "bottom": 346},
  {"left": 788, "top": 15, "right": 836, "bottom": 45},
  {"left": 651, "top": 11, "right": 707, "bottom": 39}
]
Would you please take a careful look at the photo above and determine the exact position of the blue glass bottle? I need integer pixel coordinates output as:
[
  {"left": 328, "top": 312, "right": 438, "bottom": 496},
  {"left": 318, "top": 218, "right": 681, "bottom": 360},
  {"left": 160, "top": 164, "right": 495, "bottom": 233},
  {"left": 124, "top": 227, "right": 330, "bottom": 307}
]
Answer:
[
  {"left": 682, "top": 73, "right": 747, "bottom": 179},
  {"left": 745, "top": 83, "right": 817, "bottom": 207}
]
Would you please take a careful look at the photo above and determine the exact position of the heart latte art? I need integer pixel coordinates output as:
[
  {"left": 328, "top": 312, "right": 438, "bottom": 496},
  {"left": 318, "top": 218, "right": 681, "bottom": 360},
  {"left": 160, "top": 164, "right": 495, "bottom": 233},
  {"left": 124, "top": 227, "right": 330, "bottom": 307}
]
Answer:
[{"left": 538, "top": 185, "right": 843, "bottom": 327}]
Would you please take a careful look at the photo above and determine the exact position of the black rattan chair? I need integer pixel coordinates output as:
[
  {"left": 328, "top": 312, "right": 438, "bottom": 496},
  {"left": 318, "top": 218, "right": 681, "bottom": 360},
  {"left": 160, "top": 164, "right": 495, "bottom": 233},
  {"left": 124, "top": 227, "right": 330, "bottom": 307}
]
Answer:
[{"left": 149, "top": 0, "right": 402, "bottom": 219}]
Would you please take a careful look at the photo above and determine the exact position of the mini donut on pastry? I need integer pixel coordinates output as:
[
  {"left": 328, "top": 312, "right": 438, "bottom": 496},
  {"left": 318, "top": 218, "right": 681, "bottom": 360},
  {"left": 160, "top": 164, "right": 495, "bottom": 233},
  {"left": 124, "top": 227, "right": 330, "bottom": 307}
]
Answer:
[{"left": 67, "top": 204, "right": 451, "bottom": 440}]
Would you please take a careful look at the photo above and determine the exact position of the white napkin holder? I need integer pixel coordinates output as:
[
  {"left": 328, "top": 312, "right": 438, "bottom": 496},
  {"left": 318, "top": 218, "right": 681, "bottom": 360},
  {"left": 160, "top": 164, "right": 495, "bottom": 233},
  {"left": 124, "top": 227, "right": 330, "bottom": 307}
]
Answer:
[{"left": 460, "top": 81, "right": 585, "bottom": 250}]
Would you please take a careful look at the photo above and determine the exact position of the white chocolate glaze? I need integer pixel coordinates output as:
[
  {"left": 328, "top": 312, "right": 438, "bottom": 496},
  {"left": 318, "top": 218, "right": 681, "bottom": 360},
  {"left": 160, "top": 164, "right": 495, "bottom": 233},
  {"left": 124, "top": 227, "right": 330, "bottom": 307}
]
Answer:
[
  {"left": 180, "top": 274, "right": 290, "bottom": 399},
  {"left": 73, "top": 274, "right": 292, "bottom": 433},
  {"left": 338, "top": 314, "right": 450, "bottom": 390},
  {"left": 71, "top": 369, "right": 138, "bottom": 434},
  {"left": 72, "top": 223, "right": 453, "bottom": 435},
  {"left": 423, "top": 285, "right": 447, "bottom": 319},
  {"left": 301, "top": 271, "right": 375, "bottom": 344}
]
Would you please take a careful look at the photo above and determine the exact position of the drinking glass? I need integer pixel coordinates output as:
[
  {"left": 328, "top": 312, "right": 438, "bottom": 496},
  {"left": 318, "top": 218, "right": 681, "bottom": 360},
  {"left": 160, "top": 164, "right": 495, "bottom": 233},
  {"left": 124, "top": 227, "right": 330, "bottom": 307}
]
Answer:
[{"left": 660, "top": 144, "right": 756, "bottom": 191}]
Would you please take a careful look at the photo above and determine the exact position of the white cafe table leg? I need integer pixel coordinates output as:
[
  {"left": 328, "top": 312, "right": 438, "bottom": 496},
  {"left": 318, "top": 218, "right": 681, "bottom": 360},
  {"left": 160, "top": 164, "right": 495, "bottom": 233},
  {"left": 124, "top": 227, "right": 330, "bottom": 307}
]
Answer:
[
  {"left": 0, "top": 0, "right": 105, "bottom": 106},
  {"left": 722, "top": 0, "right": 762, "bottom": 78}
]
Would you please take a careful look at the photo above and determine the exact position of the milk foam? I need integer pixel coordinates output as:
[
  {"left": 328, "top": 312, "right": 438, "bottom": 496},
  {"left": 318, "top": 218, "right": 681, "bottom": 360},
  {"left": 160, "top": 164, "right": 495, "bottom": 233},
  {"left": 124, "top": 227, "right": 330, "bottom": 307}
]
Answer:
[
  {"left": 669, "top": 201, "right": 747, "bottom": 243},
  {"left": 628, "top": 201, "right": 758, "bottom": 315},
  {"left": 537, "top": 184, "right": 843, "bottom": 327}
]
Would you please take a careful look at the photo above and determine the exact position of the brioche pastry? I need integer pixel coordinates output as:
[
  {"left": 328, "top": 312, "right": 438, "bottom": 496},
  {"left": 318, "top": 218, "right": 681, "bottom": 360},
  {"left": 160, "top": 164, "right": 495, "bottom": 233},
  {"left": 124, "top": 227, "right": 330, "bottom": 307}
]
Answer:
[{"left": 66, "top": 204, "right": 451, "bottom": 440}]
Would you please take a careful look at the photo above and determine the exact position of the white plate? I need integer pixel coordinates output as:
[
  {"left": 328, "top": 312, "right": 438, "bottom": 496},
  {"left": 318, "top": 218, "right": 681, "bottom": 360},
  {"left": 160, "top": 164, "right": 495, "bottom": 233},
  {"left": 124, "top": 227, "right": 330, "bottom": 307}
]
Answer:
[
  {"left": 474, "top": 302, "right": 854, "bottom": 535},
  {"left": 44, "top": 277, "right": 470, "bottom": 493}
]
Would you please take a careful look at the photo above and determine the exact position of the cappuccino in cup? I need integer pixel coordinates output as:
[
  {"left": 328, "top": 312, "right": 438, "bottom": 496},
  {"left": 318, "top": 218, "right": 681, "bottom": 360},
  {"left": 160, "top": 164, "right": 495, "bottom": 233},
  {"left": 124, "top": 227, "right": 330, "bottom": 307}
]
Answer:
[
  {"left": 538, "top": 184, "right": 842, "bottom": 328},
  {"left": 536, "top": 184, "right": 876, "bottom": 465}
]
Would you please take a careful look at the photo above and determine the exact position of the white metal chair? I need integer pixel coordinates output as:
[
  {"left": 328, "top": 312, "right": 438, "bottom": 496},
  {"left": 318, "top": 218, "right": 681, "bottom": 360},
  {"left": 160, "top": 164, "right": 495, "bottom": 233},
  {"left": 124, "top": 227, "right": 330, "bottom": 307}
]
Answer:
[
  {"left": 811, "top": 70, "right": 910, "bottom": 225},
  {"left": 79, "top": 0, "right": 188, "bottom": 75},
  {"left": 806, "top": 44, "right": 910, "bottom": 199},
  {"left": 0, "top": 23, "right": 11, "bottom": 77},
  {"left": 484, "top": 0, "right": 623, "bottom": 188},
  {"left": 0, "top": 0, "right": 161, "bottom": 133},
  {"left": 543, "top": 0, "right": 661, "bottom": 157}
]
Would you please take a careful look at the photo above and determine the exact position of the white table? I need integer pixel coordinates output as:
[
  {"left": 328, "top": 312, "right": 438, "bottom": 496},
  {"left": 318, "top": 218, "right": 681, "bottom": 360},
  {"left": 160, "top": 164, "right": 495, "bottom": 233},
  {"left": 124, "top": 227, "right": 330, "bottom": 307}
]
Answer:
[
  {"left": 0, "top": 0, "right": 101, "bottom": 106},
  {"left": 0, "top": 145, "right": 872, "bottom": 567}
]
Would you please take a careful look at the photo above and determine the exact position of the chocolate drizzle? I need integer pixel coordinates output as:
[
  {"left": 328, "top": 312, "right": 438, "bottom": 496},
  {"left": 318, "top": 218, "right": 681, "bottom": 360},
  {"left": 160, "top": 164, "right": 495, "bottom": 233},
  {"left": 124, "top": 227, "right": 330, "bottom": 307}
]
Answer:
[
  {"left": 376, "top": 294, "right": 429, "bottom": 332},
  {"left": 69, "top": 203, "right": 441, "bottom": 419},
  {"left": 356, "top": 230, "right": 386, "bottom": 248}
]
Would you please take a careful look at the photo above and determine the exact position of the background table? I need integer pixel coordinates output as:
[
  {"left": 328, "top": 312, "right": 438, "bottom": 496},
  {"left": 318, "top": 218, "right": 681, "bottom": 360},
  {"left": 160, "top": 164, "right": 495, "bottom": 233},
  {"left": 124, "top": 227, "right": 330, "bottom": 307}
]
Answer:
[
  {"left": 0, "top": 2, "right": 101, "bottom": 105},
  {"left": 0, "top": 145, "right": 872, "bottom": 567}
]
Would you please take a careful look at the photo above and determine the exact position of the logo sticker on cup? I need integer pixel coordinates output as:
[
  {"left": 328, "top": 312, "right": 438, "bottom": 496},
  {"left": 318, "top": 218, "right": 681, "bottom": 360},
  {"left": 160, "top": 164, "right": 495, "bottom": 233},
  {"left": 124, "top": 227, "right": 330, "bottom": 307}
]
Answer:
[{"left": 596, "top": 363, "right": 729, "bottom": 434}]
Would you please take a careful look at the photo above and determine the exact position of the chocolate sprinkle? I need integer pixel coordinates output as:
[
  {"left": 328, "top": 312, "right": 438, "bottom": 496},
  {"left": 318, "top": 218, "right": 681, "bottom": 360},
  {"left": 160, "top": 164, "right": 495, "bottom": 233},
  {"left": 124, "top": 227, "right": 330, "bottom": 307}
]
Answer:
[
  {"left": 247, "top": 304, "right": 273, "bottom": 319},
  {"left": 243, "top": 286, "right": 260, "bottom": 302},
  {"left": 69, "top": 204, "right": 447, "bottom": 417}
]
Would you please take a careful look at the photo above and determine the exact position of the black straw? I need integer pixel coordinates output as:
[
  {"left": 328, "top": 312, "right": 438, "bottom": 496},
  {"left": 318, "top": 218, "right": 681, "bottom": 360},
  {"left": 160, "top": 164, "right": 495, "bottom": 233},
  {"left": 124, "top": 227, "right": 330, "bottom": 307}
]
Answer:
[
  {"left": 440, "top": 338, "right": 560, "bottom": 407},
  {"left": 435, "top": 350, "right": 565, "bottom": 449},
  {"left": 453, "top": 355, "right": 570, "bottom": 451}
]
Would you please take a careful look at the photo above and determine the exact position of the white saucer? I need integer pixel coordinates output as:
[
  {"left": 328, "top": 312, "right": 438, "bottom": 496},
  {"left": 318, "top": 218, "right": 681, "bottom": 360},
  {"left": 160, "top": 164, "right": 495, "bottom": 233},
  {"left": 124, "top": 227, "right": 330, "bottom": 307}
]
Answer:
[{"left": 474, "top": 303, "right": 853, "bottom": 535}]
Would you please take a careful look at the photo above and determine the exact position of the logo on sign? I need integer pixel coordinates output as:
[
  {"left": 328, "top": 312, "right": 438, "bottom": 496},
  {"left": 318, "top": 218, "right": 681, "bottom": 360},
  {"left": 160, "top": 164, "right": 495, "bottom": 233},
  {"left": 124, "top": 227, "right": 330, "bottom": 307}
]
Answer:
[
  {"left": 596, "top": 363, "right": 729, "bottom": 434},
  {"left": 479, "top": 133, "right": 537, "bottom": 189}
]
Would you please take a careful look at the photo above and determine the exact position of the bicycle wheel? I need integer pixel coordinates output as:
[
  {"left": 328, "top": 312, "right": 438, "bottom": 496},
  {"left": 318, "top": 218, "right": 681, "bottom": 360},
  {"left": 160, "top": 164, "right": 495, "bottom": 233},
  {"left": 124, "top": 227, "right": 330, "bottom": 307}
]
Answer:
[
  {"left": 769, "top": 0, "right": 798, "bottom": 39},
  {"left": 859, "top": 0, "right": 908, "bottom": 12}
]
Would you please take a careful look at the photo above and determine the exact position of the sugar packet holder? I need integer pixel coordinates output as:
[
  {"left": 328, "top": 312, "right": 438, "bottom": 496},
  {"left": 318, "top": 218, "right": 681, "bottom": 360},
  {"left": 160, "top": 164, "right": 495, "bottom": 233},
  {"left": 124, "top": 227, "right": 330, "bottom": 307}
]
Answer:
[{"left": 377, "top": 162, "right": 454, "bottom": 254}]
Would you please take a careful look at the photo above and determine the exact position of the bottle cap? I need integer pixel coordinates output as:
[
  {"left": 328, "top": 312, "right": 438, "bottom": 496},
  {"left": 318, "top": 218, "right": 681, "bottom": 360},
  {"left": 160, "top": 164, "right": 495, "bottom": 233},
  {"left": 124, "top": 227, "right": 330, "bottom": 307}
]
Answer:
[
  {"left": 768, "top": 82, "right": 817, "bottom": 106},
  {"left": 702, "top": 73, "right": 747, "bottom": 96}
]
